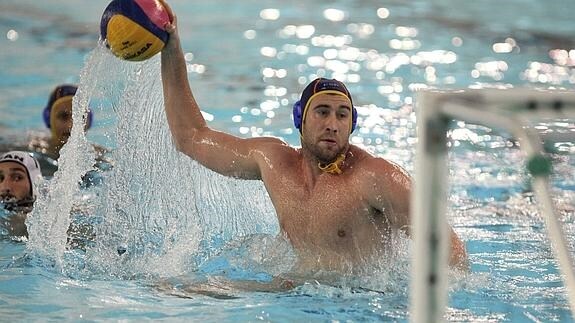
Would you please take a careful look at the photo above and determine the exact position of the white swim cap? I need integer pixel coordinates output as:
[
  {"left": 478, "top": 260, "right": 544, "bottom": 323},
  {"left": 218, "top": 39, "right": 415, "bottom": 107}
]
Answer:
[{"left": 0, "top": 151, "right": 42, "bottom": 201}]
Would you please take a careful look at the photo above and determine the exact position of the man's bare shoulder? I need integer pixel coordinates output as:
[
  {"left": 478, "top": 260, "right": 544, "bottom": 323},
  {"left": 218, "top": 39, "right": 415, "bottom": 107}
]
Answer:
[
  {"left": 349, "top": 145, "right": 398, "bottom": 169},
  {"left": 349, "top": 145, "right": 412, "bottom": 186}
]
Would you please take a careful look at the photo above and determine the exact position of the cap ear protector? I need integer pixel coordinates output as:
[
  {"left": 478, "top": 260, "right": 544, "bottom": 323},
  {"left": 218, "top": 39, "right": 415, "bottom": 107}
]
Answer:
[
  {"left": 292, "top": 100, "right": 303, "bottom": 131},
  {"left": 42, "top": 85, "right": 93, "bottom": 129},
  {"left": 292, "top": 99, "right": 357, "bottom": 133}
]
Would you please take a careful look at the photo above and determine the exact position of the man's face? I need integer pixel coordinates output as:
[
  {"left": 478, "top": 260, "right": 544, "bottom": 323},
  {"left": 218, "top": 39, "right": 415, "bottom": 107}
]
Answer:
[
  {"left": 51, "top": 97, "right": 73, "bottom": 146},
  {"left": 301, "top": 93, "right": 352, "bottom": 163},
  {"left": 0, "top": 162, "right": 31, "bottom": 204}
]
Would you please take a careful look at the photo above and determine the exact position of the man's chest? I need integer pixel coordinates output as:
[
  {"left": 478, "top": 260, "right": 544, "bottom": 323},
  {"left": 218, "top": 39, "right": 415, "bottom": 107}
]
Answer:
[{"left": 265, "top": 175, "right": 380, "bottom": 245}]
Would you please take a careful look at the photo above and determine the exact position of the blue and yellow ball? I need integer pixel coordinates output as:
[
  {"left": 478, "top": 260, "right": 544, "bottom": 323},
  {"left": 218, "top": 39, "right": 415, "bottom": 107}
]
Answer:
[{"left": 100, "top": 0, "right": 170, "bottom": 61}]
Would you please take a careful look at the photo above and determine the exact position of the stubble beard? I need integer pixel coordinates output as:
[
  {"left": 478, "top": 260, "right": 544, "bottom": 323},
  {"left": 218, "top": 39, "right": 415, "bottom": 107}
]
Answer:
[{"left": 301, "top": 136, "right": 348, "bottom": 165}]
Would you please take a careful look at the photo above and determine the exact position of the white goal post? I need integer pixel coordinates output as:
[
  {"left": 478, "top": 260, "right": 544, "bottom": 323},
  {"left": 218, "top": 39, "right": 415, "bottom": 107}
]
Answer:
[{"left": 410, "top": 88, "right": 575, "bottom": 322}]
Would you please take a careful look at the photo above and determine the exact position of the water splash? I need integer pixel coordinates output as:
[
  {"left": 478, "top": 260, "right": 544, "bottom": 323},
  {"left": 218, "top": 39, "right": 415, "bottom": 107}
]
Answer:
[
  {"left": 87, "top": 52, "right": 280, "bottom": 278},
  {"left": 25, "top": 47, "right": 100, "bottom": 269},
  {"left": 23, "top": 42, "right": 281, "bottom": 280},
  {"left": 83, "top": 46, "right": 204, "bottom": 278}
]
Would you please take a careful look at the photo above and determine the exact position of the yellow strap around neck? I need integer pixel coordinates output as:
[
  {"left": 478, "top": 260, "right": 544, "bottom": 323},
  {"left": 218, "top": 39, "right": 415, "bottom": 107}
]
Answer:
[{"left": 318, "top": 153, "right": 346, "bottom": 175}]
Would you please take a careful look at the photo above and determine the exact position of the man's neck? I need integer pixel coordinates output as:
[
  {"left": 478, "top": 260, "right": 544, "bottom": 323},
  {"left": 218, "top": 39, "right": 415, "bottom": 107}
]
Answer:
[{"left": 300, "top": 147, "right": 350, "bottom": 184}]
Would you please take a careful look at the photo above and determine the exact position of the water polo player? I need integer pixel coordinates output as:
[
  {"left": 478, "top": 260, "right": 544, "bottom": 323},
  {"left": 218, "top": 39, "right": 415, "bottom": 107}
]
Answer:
[
  {"left": 0, "top": 151, "right": 42, "bottom": 237},
  {"left": 42, "top": 84, "right": 93, "bottom": 159},
  {"left": 158, "top": 1, "right": 467, "bottom": 272}
]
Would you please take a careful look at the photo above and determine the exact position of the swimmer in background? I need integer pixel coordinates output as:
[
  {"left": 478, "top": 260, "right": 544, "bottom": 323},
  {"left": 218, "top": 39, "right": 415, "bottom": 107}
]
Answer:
[
  {"left": 43, "top": 84, "right": 94, "bottom": 159},
  {"left": 0, "top": 150, "right": 95, "bottom": 245},
  {"left": 159, "top": 1, "right": 467, "bottom": 276},
  {"left": 20, "top": 84, "right": 110, "bottom": 180},
  {"left": 0, "top": 84, "right": 94, "bottom": 175},
  {"left": 0, "top": 151, "right": 42, "bottom": 238},
  {"left": 24, "top": 84, "right": 93, "bottom": 174},
  {"left": 0, "top": 90, "right": 103, "bottom": 242}
]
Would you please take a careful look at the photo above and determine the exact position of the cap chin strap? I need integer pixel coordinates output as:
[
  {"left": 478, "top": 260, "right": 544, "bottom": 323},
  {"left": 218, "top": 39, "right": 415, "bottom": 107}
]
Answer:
[
  {"left": 318, "top": 153, "right": 346, "bottom": 175},
  {"left": 1, "top": 197, "right": 34, "bottom": 213}
]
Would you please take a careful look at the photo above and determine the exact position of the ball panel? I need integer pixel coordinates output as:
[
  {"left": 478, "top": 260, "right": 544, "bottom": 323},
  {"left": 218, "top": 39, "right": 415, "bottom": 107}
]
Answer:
[
  {"left": 106, "top": 15, "right": 165, "bottom": 61},
  {"left": 121, "top": 0, "right": 169, "bottom": 43},
  {"left": 133, "top": 0, "right": 170, "bottom": 30},
  {"left": 100, "top": 0, "right": 123, "bottom": 40},
  {"left": 112, "top": 0, "right": 168, "bottom": 42}
]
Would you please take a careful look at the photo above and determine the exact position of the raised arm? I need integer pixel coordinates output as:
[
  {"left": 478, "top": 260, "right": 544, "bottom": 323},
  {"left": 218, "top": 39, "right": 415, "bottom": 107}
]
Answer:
[
  {"left": 159, "top": 2, "right": 280, "bottom": 179},
  {"left": 364, "top": 157, "right": 468, "bottom": 269}
]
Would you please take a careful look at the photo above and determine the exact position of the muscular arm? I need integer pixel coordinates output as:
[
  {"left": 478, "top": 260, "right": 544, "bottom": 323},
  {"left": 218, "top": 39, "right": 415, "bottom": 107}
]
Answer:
[
  {"left": 159, "top": 2, "right": 282, "bottom": 179},
  {"left": 364, "top": 157, "right": 468, "bottom": 269}
]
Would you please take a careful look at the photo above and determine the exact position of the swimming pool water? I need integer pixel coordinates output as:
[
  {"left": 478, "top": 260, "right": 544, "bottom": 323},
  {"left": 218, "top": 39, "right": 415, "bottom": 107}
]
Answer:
[{"left": 1, "top": 0, "right": 574, "bottom": 321}]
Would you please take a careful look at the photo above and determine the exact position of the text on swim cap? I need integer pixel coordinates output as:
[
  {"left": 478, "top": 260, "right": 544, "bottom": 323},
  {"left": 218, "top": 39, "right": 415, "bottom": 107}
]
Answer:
[{"left": 1, "top": 154, "right": 24, "bottom": 163}]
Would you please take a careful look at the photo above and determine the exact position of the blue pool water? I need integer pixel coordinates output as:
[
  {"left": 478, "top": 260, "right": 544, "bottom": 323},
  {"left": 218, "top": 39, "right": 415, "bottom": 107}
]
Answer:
[{"left": 1, "top": 0, "right": 574, "bottom": 321}]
